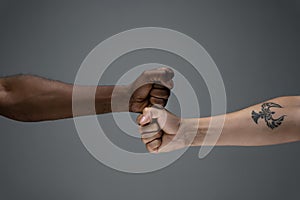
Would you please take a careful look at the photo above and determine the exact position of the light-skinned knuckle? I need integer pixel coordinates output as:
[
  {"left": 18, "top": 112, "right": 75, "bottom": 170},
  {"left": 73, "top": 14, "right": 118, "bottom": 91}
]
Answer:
[
  {"left": 142, "top": 138, "right": 148, "bottom": 144},
  {"left": 146, "top": 145, "right": 153, "bottom": 152},
  {"left": 138, "top": 126, "right": 144, "bottom": 133},
  {"left": 143, "top": 107, "right": 150, "bottom": 113}
]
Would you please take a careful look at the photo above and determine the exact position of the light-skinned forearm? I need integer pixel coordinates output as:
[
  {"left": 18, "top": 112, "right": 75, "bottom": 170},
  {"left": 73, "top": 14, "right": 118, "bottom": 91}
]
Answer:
[{"left": 184, "top": 96, "right": 300, "bottom": 146}]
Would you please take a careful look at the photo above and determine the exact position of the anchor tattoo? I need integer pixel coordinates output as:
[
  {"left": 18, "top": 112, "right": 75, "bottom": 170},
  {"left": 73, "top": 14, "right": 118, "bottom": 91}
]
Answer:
[{"left": 251, "top": 102, "right": 286, "bottom": 129}]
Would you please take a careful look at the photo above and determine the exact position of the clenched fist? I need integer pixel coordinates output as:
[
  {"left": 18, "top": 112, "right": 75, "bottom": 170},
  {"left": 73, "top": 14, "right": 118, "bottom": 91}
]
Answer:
[
  {"left": 127, "top": 67, "right": 174, "bottom": 113},
  {"left": 137, "top": 106, "right": 198, "bottom": 153}
]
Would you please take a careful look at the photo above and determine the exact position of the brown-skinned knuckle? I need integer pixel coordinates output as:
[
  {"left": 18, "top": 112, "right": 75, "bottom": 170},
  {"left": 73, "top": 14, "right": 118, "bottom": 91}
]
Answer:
[
  {"left": 150, "top": 89, "right": 170, "bottom": 99},
  {"left": 149, "top": 97, "right": 165, "bottom": 106}
]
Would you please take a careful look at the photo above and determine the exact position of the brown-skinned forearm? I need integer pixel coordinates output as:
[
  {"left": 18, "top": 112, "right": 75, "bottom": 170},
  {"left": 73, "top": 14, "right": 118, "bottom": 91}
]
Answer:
[
  {"left": 0, "top": 68, "right": 174, "bottom": 122},
  {"left": 188, "top": 96, "right": 300, "bottom": 146},
  {"left": 0, "top": 75, "right": 129, "bottom": 122}
]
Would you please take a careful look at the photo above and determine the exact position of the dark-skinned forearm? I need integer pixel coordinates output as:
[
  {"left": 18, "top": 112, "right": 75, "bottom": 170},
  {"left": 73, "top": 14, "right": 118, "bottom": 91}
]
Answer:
[{"left": 0, "top": 75, "right": 129, "bottom": 122}]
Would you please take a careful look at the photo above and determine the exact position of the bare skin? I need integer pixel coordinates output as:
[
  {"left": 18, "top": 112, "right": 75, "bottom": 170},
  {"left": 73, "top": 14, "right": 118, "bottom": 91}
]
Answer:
[
  {"left": 138, "top": 96, "right": 300, "bottom": 153},
  {"left": 0, "top": 67, "right": 174, "bottom": 122}
]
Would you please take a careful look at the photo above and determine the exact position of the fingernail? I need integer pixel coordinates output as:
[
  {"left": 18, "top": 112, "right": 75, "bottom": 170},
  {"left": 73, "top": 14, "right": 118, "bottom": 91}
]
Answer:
[{"left": 140, "top": 116, "right": 147, "bottom": 124}]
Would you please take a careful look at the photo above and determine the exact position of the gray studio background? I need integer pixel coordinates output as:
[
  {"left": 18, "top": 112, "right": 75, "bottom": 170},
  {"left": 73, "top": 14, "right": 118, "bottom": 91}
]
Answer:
[{"left": 0, "top": 0, "right": 299, "bottom": 199}]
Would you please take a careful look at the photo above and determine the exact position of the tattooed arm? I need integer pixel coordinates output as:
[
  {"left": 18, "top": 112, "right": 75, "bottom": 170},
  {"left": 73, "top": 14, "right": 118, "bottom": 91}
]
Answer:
[{"left": 137, "top": 96, "right": 300, "bottom": 153}]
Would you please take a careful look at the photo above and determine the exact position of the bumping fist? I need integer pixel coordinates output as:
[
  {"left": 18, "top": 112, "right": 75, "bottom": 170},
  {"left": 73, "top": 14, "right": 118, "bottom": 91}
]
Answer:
[
  {"left": 137, "top": 105, "right": 194, "bottom": 153},
  {"left": 128, "top": 67, "right": 174, "bottom": 113}
]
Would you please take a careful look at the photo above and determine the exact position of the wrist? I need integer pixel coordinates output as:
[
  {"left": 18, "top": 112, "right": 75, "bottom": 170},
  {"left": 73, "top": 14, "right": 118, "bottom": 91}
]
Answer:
[
  {"left": 179, "top": 118, "right": 205, "bottom": 147},
  {"left": 110, "top": 85, "right": 131, "bottom": 112}
]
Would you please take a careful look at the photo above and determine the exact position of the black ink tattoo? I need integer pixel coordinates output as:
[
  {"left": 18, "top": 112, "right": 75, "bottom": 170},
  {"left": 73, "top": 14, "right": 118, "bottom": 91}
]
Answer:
[{"left": 251, "top": 102, "right": 286, "bottom": 129}]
